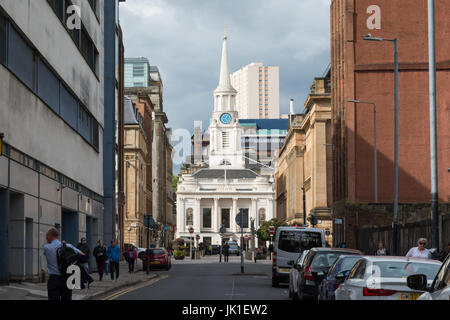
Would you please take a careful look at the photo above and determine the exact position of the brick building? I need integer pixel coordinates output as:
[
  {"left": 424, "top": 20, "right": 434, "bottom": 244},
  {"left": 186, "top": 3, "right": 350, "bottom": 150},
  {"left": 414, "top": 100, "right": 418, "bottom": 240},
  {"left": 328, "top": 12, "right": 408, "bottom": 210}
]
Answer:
[{"left": 330, "top": 0, "right": 450, "bottom": 251}]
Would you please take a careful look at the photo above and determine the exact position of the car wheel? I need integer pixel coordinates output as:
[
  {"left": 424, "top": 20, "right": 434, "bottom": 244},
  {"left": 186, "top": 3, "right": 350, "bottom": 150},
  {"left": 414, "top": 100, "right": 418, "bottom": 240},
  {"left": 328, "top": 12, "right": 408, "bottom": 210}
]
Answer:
[{"left": 166, "top": 264, "right": 171, "bottom": 271}]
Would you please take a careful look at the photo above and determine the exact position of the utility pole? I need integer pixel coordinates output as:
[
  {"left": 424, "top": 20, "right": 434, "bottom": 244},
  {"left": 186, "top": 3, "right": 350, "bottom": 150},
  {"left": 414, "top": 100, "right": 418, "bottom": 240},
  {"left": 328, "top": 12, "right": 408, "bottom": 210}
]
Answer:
[{"left": 428, "top": 0, "right": 439, "bottom": 251}]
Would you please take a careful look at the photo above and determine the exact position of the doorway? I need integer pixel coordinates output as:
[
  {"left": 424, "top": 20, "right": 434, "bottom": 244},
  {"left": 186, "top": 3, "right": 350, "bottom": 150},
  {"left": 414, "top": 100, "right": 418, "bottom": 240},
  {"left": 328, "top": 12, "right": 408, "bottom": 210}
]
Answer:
[{"left": 61, "top": 209, "right": 79, "bottom": 245}]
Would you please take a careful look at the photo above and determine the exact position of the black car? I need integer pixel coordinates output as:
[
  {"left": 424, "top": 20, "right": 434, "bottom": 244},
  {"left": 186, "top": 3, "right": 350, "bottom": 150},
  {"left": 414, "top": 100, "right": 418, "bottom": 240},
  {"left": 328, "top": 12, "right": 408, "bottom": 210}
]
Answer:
[{"left": 294, "top": 248, "right": 362, "bottom": 300}]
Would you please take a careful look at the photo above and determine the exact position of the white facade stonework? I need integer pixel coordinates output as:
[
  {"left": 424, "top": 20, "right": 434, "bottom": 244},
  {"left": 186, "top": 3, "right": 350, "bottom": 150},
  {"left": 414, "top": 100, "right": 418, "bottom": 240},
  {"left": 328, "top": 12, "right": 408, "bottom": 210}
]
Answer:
[{"left": 176, "top": 35, "right": 275, "bottom": 246}]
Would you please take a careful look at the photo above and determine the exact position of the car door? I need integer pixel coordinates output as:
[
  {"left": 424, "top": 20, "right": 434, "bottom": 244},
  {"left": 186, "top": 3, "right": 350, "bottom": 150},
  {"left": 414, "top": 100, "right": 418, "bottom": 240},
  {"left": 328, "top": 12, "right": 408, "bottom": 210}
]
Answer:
[
  {"left": 340, "top": 259, "right": 367, "bottom": 300},
  {"left": 429, "top": 256, "right": 450, "bottom": 300}
]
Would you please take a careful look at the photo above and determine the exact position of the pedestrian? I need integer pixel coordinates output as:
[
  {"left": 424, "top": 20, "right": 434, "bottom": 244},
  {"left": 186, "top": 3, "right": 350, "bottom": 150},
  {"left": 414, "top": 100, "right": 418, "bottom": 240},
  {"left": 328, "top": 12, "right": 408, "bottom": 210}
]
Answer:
[
  {"left": 125, "top": 245, "right": 137, "bottom": 273},
  {"left": 93, "top": 239, "right": 107, "bottom": 281},
  {"left": 76, "top": 237, "right": 91, "bottom": 275},
  {"left": 223, "top": 243, "right": 230, "bottom": 263},
  {"left": 375, "top": 241, "right": 389, "bottom": 256},
  {"left": 406, "top": 238, "right": 432, "bottom": 259},
  {"left": 43, "top": 228, "right": 84, "bottom": 300},
  {"left": 107, "top": 240, "right": 121, "bottom": 282}
]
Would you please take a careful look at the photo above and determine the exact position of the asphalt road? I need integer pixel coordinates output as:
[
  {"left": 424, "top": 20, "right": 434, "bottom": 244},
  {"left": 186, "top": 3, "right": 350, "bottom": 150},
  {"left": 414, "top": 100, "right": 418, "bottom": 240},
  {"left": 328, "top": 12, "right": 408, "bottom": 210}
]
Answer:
[{"left": 111, "top": 259, "right": 289, "bottom": 300}]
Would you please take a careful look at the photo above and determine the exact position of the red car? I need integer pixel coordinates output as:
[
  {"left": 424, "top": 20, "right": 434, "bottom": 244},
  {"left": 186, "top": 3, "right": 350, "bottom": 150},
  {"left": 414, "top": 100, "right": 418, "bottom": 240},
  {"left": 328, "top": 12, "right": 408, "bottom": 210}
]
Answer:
[{"left": 142, "top": 248, "right": 171, "bottom": 270}]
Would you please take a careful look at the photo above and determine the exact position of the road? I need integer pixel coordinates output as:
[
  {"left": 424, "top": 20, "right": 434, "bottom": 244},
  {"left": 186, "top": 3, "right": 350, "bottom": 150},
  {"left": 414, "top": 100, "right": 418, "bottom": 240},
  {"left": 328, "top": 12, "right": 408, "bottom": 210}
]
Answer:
[{"left": 104, "top": 256, "right": 289, "bottom": 300}]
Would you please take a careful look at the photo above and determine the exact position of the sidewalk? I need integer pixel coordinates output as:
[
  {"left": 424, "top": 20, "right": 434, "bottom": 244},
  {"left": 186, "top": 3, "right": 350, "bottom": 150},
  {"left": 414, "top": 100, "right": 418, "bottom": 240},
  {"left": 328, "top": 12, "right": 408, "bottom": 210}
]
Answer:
[
  {"left": 0, "top": 260, "right": 157, "bottom": 300},
  {"left": 172, "top": 254, "right": 272, "bottom": 264}
]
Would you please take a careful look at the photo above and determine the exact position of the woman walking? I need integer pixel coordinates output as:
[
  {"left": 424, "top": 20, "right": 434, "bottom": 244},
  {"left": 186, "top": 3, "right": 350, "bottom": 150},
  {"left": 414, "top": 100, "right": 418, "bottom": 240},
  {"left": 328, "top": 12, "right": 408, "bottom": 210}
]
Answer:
[
  {"left": 125, "top": 245, "right": 137, "bottom": 273},
  {"left": 406, "top": 238, "right": 432, "bottom": 259}
]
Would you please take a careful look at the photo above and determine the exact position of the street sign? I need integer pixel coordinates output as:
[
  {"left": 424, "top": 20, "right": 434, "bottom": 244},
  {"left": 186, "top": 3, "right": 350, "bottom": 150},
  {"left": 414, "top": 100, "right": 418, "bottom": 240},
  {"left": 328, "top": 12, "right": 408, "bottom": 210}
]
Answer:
[
  {"left": 164, "top": 225, "right": 169, "bottom": 231},
  {"left": 269, "top": 226, "right": 275, "bottom": 235},
  {"left": 196, "top": 235, "right": 200, "bottom": 241},
  {"left": 144, "top": 215, "right": 155, "bottom": 229},
  {"left": 189, "top": 227, "right": 194, "bottom": 234},
  {"left": 130, "top": 222, "right": 137, "bottom": 228},
  {"left": 235, "top": 213, "right": 242, "bottom": 227},
  {"left": 244, "top": 235, "right": 249, "bottom": 240}
]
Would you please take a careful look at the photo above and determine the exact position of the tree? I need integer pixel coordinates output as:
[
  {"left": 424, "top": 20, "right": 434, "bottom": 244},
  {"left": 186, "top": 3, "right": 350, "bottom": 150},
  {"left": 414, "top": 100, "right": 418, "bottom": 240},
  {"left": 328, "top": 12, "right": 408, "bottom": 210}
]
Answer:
[
  {"left": 172, "top": 175, "right": 179, "bottom": 192},
  {"left": 256, "top": 218, "right": 288, "bottom": 241}
]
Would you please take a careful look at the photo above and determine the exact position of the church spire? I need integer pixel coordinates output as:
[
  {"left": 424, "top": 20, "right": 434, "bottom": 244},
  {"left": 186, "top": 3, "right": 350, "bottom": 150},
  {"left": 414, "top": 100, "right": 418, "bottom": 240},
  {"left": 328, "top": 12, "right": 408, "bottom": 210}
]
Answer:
[{"left": 215, "top": 32, "right": 236, "bottom": 93}]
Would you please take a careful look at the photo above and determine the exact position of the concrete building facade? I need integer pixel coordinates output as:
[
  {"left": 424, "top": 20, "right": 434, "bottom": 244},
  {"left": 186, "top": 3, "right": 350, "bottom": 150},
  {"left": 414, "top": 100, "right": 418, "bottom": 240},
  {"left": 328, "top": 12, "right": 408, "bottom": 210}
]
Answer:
[
  {"left": 231, "top": 62, "right": 280, "bottom": 119},
  {"left": 275, "top": 72, "right": 333, "bottom": 244},
  {"left": 0, "top": 0, "right": 106, "bottom": 283},
  {"left": 330, "top": 0, "right": 450, "bottom": 249}
]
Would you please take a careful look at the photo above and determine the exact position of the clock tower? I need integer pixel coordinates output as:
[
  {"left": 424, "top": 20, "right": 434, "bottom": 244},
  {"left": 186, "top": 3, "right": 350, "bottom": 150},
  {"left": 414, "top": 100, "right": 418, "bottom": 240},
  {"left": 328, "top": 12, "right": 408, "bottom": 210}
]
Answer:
[{"left": 209, "top": 34, "right": 244, "bottom": 169}]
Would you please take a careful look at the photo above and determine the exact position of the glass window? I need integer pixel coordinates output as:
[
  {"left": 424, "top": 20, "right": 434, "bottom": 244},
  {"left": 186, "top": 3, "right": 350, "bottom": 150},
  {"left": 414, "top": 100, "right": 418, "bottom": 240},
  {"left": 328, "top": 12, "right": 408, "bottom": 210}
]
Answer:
[
  {"left": 38, "top": 58, "right": 60, "bottom": 113},
  {"left": 202, "top": 208, "right": 212, "bottom": 228},
  {"left": 78, "top": 106, "right": 92, "bottom": 142},
  {"left": 350, "top": 260, "right": 367, "bottom": 279},
  {"left": 0, "top": 11, "right": 7, "bottom": 64},
  {"left": 60, "top": 84, "right": 78, "bottom": 130},
  {"left": 311, "top": 252, "right": 343, "bottom": 269},
  {"left": 433, "top": 258, "right": 450, "bottom": 291},
  {"left": 277, "top": 231, "right": 323, "bottom": 253},
  {"left": 92, "top": 120, "right": 99, "bottom": 149},
  {"left": 221, "top": 208, "right": 230, "bottom": 228},
  {"left": 186, "top": 208, "right": 193, "bottom": 226},
  {"left": 373, "top": 261, "right": 441, "bottom": 280},
  {"left": 8, "top": 26, "right": 34, "bottom": 89}
]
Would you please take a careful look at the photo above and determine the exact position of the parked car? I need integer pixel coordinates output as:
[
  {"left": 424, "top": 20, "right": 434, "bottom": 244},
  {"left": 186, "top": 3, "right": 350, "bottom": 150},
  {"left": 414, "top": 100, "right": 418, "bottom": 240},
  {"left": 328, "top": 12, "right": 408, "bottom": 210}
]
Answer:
[
  {"left": 141, "top": 248, "right": 172, "bottom": 270},
  {"left": 295, "top": 248, "right": 362, "bottom": 300},
  {"left": 272, "top": 226, "right": 326, "bottom": 287},
  {"left": 335, "top": 256, "right": 442, "bottom": 300},
  {"left": 318, "top": 254, "right": 363, "bottom": 300},
  {"left": 407, "top": 253, "right": 450, "bottom": 300},
  {"left": 288, "top": 250, "right": 309, "bottom": 300},
  {"left": 227, "top": 241, "right": 240, "bottom": 256}
]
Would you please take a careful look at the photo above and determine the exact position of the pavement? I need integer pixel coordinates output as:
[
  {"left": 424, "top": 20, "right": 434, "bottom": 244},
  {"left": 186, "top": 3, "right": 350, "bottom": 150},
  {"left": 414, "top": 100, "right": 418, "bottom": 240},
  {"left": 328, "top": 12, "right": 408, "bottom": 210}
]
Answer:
[{"left": 0, "top": 260, "right": 157, "bottom": 300}]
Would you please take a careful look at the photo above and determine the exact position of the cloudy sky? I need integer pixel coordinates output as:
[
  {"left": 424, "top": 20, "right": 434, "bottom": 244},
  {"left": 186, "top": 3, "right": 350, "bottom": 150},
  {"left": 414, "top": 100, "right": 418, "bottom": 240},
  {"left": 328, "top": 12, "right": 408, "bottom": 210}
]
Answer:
[{"left": 119, "top": 0, "right": 331, "bottom": 171}]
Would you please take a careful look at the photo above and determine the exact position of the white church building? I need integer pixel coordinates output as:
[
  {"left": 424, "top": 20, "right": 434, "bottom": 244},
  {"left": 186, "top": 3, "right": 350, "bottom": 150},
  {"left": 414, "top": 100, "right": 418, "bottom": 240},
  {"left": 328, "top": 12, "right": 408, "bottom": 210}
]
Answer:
[{"left": 176, "top": 35, "right": 275, "bottom": 246}]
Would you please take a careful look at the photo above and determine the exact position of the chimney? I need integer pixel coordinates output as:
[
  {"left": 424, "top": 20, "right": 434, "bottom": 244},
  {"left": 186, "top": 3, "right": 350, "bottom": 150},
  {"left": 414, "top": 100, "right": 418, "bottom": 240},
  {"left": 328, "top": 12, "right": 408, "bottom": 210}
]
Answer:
[
  {"left": 289, "top": 99, "right": 295, "bottom": 127},
  {"left": 290, "top": 99, "right": 295, "bottom": 115}
]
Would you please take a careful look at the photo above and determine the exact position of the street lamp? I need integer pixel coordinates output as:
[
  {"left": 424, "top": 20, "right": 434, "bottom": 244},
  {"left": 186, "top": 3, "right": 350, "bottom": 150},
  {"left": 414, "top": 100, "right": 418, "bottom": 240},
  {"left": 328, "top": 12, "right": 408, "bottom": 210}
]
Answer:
[
  {"left": 363, "top": 33, "right": 399, "bottom": 255},
  {"left": 348, "top": 100, "right": 378, "bottom": 203}
]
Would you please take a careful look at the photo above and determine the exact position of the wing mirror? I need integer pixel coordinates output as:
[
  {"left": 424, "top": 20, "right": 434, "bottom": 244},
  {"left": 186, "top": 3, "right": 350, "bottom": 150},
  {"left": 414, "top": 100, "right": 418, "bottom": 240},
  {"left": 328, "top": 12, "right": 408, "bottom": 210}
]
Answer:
[{"left": 407, "top": 274, "right": 428, "bottom": 292}]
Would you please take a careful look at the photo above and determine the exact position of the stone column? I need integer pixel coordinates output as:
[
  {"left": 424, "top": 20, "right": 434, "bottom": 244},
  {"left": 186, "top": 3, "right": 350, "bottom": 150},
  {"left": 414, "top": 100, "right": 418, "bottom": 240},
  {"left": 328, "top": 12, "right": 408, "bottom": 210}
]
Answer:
[
  {"left": 213, "top": 198, "right": 219, "bottom": 232},
  {"left": 194, "top": 198, "right": 201, "bottom": 234},
  {"left": 178, "top": 197, "right": 185, "bottom": 234},
  {"left": 231, "top": 198, "right": 238, "bottom": 233}
]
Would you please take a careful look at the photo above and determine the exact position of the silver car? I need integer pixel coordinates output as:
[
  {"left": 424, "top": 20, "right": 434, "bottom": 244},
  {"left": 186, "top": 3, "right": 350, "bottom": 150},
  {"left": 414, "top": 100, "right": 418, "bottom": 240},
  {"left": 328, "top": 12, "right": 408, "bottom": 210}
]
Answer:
[
  {"left": 335, "top": 256, "right": 442, "bottom": 300},
  {"left": 288, "top": 250, "right": 309, "bottom": 300},
  {"left": 408, "top": 253, "right": 450, "bottom": 300}
]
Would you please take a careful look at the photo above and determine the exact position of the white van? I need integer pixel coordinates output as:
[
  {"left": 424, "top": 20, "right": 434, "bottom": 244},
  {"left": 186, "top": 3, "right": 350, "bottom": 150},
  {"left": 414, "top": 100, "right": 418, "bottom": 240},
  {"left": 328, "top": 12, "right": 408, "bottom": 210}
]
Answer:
[{"left": 272, "top": 226, "right": 326, "bottom": 287}]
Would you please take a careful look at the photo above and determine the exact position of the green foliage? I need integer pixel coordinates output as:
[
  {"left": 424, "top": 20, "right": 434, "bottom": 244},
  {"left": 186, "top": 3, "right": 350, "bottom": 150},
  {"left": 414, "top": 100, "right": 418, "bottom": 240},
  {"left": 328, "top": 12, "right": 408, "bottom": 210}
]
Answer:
[
  {"left": 173, "top": 249, "right": 185, "bottom": 260},
  {"left": 172, "top": 175, "right": 179, "bottom": 191},
  {"left": 256, "top": 218, "right": 288, "bottom": 241}
]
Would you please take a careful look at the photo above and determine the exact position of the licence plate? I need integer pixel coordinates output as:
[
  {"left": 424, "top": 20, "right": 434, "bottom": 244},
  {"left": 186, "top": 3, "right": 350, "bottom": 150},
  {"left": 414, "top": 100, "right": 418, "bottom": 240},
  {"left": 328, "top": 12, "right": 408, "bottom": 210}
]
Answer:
[
  {"left": 150, "top": 261, "right": 161, "bottom": 264},
  {"left": 279, "top": 268, "right": 290, "bottom": 273},
  {"left": 398, "top": 292, "right": 421, "bottom": 300}
]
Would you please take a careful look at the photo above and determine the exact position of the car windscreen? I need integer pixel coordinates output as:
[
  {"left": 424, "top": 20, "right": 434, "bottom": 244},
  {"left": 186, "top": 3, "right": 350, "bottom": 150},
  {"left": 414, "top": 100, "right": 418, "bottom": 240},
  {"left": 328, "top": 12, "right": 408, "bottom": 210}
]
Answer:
[
  {"left": 277, "top": 231, "right": 322, "bottom": 253},
  {"left": 373, "top": 261, "right": 441, "bottom": 279},
  {"left": 150, "top": 249, "right": 165, "bottom": 255},
  {"left": 331, "top": 256, "right": 362, "bottom": 275}
]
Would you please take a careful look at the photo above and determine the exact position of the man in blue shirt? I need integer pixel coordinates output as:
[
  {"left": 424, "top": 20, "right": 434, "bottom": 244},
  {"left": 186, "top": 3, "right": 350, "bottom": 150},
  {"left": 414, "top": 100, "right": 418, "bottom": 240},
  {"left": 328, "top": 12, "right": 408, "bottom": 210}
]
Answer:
[
  {"left": 43, "top": 228, "right": 84, "bottom": 300},
  {"left": 107, "top": 240, "right": 121, "bottom": 281}
]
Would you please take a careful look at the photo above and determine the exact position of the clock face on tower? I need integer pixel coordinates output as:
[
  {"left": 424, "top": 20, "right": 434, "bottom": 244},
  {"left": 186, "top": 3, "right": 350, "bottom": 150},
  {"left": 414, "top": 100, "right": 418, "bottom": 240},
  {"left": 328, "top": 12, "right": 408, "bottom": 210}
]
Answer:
[{"left": 220, "top": 113, "right": 232, "bottom": 125}]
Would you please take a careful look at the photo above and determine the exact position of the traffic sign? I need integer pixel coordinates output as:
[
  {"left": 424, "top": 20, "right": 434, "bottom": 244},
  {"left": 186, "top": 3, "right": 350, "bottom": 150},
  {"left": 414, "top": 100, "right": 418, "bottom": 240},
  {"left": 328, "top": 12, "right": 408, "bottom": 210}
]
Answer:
[
  {"left": 144, "top": 215, "right": 155, "bottom": 229},
  {"left": 269, "top": 226, "right": 275, "bottom": 235},
  {"left": 189, "top": 227, "right": 194, "bottom": 234},
  {"left": 244, "top": 235, "right": 249, "bottom": 240}
]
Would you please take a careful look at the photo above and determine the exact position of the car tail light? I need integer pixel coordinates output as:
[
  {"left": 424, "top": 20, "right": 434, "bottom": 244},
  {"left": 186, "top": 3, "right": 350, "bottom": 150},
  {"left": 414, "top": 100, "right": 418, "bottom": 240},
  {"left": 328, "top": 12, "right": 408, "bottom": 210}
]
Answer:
[
  {"left": 273, "top": 251, "right": 277, "bottom": 267},
  {"left": 363, "top": 288, "right": 396, "bottom": 296},
  {"left": 333, "top": 283, "right": 340, "bottom": 290},
  {"left": 304, "top": 266, "right": 314, "bottom": 281}
]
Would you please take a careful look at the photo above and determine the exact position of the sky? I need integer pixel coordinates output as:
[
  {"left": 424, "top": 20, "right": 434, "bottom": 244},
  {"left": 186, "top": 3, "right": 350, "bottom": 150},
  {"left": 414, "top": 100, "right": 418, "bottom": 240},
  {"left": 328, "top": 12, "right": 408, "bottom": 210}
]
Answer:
[{"left": 119, "top": 0, "right": 331, "bottom": 172}]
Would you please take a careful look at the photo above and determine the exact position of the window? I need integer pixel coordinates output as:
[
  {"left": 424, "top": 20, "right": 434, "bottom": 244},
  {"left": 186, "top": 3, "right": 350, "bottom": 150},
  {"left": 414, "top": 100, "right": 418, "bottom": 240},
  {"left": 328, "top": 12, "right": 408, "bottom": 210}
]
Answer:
[
  {"left": 8, "top": 26, "right": 35, "bottom": 89},
  {"left": 186, "top": 208, "right": 193, "bottom": 226},
  {"left": 349, "top": 260, "right": 366, "bottom": 279},
  {"left": 81, "top": 28, "right": 94, "bottom": 69},
  {"left": 38, "top": 58, "right": 60, "bottom": 113},
  {"left": 222, "top": 132, "right": 230, "bottom": 148},
  {"left": 60, "top": 85, "right": 78, "bottom": 130},
  {"left": 258, "top": 208, "right": 266, "bottom": 223},
  {"left": 221, "top": 209, "right": 230, "bottom": 228},
  {"left": 202, "top": 208, "right": 212, "bottom": 228},
  {"left": 277, "top": 231, "right": 323, "bottom": 253},
  {"left": 78, "top": 105, "right": 92, "bottom": 142},
  {"left": 0, "top": 11, "right": 7, "bottom": 64},
  {"left": 433, "top": 258, "right": 450, "bottom": 291},
  {"left": 92, "top": 121, "right": 99, "bottom": 150}
]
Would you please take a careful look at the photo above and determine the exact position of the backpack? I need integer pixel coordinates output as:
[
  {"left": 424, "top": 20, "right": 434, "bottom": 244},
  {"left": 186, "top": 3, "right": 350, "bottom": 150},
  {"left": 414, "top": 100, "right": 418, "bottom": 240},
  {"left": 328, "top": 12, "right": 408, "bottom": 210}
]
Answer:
[{"left": 57, "top": 242, "right": 79, "bottom": 276}]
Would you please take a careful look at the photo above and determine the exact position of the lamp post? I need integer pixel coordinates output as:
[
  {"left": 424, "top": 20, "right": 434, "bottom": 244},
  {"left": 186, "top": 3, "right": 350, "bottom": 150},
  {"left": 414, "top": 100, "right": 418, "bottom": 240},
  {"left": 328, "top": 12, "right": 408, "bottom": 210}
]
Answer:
[
  {"left": 348, "top": 100, "right": 378, "bottom": 203},
  {"left": 301, "top": 187, "right": 306, "bottom": 225},
  {"left": 363, "top": 34, "right": 399, "bottom": 255},
  {"left": 428, "top": 0, "right": 439, "bottom": 251}
]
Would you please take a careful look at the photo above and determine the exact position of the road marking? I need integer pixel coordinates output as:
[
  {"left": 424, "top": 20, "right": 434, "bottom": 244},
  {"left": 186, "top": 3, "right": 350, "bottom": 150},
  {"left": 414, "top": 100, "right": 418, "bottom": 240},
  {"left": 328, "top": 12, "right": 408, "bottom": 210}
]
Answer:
[{"left": 102, "top": 275, "right": 168, "bottom": 300}]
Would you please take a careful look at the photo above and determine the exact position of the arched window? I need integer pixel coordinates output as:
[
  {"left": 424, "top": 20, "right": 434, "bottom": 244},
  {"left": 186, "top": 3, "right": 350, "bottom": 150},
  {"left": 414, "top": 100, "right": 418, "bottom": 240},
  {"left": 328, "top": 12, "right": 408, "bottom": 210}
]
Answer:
[
  {"left": 259, "top": 208, "right": 266, "bottom": 223},
  {"left": 186, "top": 208, "right": 193, "bottom": 226}
]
